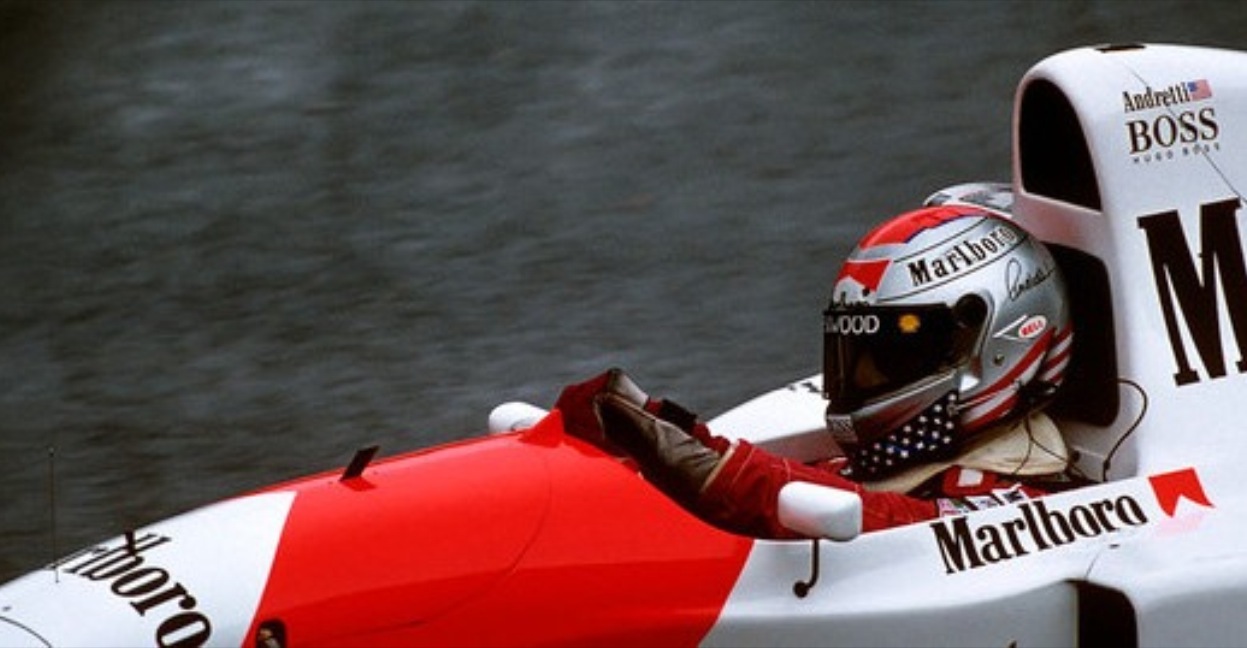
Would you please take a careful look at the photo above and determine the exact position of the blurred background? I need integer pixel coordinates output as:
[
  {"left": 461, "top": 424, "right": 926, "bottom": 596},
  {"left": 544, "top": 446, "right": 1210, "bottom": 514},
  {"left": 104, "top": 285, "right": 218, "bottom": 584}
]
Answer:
[{"left": 1, "top": 0, "right": 1244, "bottom": 580}]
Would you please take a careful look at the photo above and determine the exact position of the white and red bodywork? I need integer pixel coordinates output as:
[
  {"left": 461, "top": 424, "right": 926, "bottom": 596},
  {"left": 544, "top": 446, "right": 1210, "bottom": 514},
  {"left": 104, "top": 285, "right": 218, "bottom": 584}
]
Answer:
[{"left": 5, "top": 42, "right": 1247, "bottom": 647}]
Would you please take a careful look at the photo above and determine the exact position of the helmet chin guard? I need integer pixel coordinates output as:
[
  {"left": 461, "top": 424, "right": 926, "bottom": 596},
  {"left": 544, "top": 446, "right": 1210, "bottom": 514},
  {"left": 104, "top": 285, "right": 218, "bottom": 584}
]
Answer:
[
  {"left": 826, "top": 370, "right": 958, "bottom": 446},
  {"left": 832, "top": 392, "right": 960, "bottom": 479}
]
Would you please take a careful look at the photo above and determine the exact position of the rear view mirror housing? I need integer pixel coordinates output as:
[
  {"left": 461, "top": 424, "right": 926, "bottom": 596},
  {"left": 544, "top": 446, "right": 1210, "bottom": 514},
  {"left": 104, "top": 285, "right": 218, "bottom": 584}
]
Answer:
[{"left": 777, "top": 481, "right": 863, "bottom": 541}]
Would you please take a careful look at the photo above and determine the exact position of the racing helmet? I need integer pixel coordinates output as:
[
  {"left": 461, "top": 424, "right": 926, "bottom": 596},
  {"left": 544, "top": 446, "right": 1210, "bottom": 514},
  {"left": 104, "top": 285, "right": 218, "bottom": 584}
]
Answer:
[{"left": 823, "top": 205, "right": 1072, "bottom": 480}]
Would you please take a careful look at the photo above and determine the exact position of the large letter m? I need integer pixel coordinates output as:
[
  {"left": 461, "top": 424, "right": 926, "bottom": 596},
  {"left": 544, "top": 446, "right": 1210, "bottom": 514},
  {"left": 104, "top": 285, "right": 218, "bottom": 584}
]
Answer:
[{"left": 1138, "top": 198, "right": 1247, "bottom": 386}]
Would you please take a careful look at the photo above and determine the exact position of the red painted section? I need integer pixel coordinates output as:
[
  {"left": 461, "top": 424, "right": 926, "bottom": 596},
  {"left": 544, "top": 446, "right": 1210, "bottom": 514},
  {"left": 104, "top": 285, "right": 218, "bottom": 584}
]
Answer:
[
  {"left": 248, "top": 411, "right": 754, "bottom": 646},
  {"left": 856, "top": 205, "right": 980, "bottom": 247},
  {"left": 836, "top": 258, "right": 891, "bottom": 293}
]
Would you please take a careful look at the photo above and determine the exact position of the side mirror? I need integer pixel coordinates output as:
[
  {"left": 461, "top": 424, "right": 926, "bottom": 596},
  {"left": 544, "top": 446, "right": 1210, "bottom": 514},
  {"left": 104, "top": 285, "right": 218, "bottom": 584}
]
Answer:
[
  {"left": 489, "top": 402, "right": 549, "bottom": 434},
  {"left": 777, "top": 481, "right": 863, "bottom": 541}
]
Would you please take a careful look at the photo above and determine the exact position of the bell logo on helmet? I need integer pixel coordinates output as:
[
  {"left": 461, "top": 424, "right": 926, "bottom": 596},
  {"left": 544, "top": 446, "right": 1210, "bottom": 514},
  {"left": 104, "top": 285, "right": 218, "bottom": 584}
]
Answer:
[
  {"left": 1018, "top": 317, "right": 1047, "bottom": 339},
  {"left": 994, "top": 314, "right": 1048, "bottom": 342}
]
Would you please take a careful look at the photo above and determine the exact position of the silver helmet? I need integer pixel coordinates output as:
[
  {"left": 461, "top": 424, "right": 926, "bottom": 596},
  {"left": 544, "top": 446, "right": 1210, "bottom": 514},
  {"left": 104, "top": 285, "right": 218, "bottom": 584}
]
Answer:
[{"left": 824, "top": 205, "right": 1072, "bottom": 479}]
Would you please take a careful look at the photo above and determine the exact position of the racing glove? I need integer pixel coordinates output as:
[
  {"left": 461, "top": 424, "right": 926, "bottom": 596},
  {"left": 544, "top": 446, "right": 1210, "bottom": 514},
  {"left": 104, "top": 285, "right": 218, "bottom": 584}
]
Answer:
[
  {"left": 595, "top": 392, "right": 723, "bottom": 512},
  {"left": 554, "top": 368, "right": 650, "bottom": 452},
  {"left": 555, "top": 367, "right": 730, "bottom": 454}
]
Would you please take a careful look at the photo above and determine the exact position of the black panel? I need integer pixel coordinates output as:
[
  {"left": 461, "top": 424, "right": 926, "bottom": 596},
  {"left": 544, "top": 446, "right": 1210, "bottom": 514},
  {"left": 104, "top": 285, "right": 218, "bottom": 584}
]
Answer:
[
  {"left": 1047, "top": 244, "right": 1120, "bottom": 426},
  {"left": 1077, "top": 582, "right": 1138, "bottom": 648},
  {"left": 1019, "top": 79, "right": 1102, "bottom": 211}
]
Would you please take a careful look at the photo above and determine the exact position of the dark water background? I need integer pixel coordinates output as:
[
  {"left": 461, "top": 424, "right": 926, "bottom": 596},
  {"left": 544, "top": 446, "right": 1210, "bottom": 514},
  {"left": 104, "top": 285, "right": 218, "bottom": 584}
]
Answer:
[{"left": 1, "top": 0, "right": 1244, "bottom": 582}]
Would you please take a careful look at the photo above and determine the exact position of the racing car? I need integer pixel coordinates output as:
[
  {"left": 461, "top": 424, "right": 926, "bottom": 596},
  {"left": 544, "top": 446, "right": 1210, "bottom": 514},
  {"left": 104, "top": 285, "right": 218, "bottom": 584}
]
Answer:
[{"left": 2, "top": 42, "right": 1245, "bottom": 647}]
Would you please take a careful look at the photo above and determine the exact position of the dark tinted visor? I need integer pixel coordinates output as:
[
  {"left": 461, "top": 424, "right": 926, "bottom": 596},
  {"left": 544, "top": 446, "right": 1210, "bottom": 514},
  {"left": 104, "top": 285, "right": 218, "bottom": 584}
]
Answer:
[{"left": 823, "top": 302, "right": 982, "bottom": 412}]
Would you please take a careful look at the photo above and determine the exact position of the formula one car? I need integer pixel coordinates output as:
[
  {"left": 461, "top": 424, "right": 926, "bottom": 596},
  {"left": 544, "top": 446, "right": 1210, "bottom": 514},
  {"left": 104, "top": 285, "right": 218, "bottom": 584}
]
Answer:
[{"left": 2, "top": 42, "right": 1245, "bottom": 647}]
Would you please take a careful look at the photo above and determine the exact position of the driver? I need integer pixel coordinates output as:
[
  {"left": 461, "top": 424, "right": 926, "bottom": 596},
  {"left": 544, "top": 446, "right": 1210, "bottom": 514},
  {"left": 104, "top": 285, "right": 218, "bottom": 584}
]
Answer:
[{"left": 555, "top": 204, "right": 1074, "bottom": 538}]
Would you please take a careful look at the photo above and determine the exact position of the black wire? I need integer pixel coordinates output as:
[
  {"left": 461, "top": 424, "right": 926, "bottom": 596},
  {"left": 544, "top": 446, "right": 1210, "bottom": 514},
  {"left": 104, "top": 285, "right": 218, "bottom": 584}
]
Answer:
[
  {"left": 1008, "top": 417, "right": 1034, "bottom": 480},
  {"left": 965, "top": 377, "right": 1148, "bottom": 490},
  {"left": 1102, "top": 378, "right": 1148, "bottom": 482}
]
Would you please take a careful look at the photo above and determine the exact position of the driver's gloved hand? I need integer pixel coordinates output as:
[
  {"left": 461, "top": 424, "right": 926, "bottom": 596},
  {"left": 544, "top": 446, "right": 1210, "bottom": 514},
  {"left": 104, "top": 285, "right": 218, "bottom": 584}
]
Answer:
[
  {"left": 554, "top": 368, "right": 649, "bottom": 451},
  {"left": 595, "top": 392, "right": 722, "bottom": 510}
]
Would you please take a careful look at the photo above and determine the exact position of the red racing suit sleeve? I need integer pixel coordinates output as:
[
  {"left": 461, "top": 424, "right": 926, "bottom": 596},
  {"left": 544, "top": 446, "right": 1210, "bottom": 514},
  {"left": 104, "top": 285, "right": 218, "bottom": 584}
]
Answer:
[
  {"left": 695, "top": 438, "right": 939, "bottom": 539},
  {"left": 644, "top": 397, "right": 940, "bottom": 538}
]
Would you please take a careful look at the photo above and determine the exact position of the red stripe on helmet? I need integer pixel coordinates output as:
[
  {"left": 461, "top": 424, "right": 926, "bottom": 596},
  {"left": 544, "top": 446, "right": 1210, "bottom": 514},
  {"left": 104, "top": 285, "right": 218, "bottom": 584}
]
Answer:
[
  {"left": 836, "top": 258, "right": 892, "bottom": 293},
  {"left": 1037, "top": 326, "right": 1073, "bottom": 384},
  {"left": 960, "top": 328, "right": 1056, "bottom": 430},
  {"left": 857, "top": 206, "right": 983, "bottom": 247}
]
